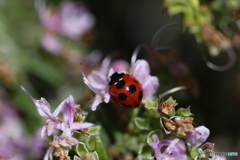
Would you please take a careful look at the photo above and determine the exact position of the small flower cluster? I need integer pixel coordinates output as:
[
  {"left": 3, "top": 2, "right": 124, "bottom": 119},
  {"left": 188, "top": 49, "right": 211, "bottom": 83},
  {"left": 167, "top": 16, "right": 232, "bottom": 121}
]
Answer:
[
  {"left": 158, "top": 97, "right": 195, "bottom": 136},
  {"left": 146, "top": 96, "right": 226, "bottom": 160},
  {"left": 21, "top": 86, "right": 94, "bottom": 160}
]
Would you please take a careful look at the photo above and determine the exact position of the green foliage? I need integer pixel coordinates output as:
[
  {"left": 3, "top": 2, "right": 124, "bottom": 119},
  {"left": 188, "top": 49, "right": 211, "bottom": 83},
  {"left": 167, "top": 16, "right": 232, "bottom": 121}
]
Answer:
[{"left": 94, "top": 136, "right": 110, "bottom": 160}]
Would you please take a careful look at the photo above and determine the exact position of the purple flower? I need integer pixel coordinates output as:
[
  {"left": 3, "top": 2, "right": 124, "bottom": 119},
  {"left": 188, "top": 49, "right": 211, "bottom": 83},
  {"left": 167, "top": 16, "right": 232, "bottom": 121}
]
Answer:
[
  {"left": 21, "top": 86, "right": 64, "bottom": 137},
  {"left": 43, "top": 96, "right": 93, "bottom": 160},
  {"left": 0, "top": 101, "right": 44, "bottom": 159},
  {"left": 39, "top": 8, "right": 60, "bottom": 31},
  {"left": 41, "top": 33, "right": 61, "bottom": 54},
  {"left": 149, "top": 134, "right": 187, "bottom": 160},
  {"left": 81, "top": 53, "right": 159, "bottom": 111},
  {"left": 59, "top": 2, "right": 95, "bottom": 39},
  {"left": 21, "top": 86, "right": 94, "bottom": 160},
  {"left": 130, "top": 59, "right": 159, "bottom": 100},
  {"left": 39, "top": 2, "right": 95, "bottom": 39},
  {"left": 20, "top": 86, "right": 93, "bottom": 138},
  {"left": 185, "top": 126, "right": 210, "bottom": 147},
  {"left": 81, "top": 63, "right": 111, "bottom": 111},
  {"left": 54, "top": 95, "right": 94, "bottom": 144}
]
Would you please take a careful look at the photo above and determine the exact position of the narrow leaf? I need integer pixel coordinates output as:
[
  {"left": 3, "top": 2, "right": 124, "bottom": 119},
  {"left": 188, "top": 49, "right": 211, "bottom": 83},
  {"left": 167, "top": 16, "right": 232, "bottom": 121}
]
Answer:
[{"left": 94, "top": 136, "right": 110, "bottom": 160}]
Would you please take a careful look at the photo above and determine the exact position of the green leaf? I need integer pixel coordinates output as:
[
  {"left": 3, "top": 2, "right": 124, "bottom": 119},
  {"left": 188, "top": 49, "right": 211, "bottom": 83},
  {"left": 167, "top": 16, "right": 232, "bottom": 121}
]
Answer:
[
  {"left": 176, "top": 106, "right": 193, "bottom": 117},
  {"left": 76, "top": 142, "right": 89, "bottom": 157},
  {"left": 134, "top": 117, "right": 149, "bottom": 130},
  {"left": 145, "top": 99, "right": 158, "bottom": 110},
  {"left": 176, "top": 131, "right": 186, "bottom": 137},
  {"left": 165, "top": 96, "right": 174, "bottom": 103},
  {"left": 137, "top": 143, "right": 154, "bottom": 160},
  {"left": 187, "top": 144, "right": 198, "bottom": 159},
  {"left": 88, "top": 126, "right": 101, "bottom": 136},
  {"left": 94, "top": 136, "right": 110, "bottom": 160},
  {"left": 86, "top": 137, "right": 96, "bottom": 151},
  {"left": 168, "top": 5, "right": 190, "bottom": 15}
]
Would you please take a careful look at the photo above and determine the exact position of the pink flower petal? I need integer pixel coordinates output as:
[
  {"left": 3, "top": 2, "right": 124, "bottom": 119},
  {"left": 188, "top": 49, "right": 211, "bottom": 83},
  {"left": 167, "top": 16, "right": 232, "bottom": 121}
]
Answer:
[
  {"left": 186, "top": 126, "right": 210, "bottom": 147},
  {"left": 41, "top": 126, "right": 47, "bottom": 138},
  {"left": 141, "top": 75, "right": 159, "bottom": 99},
  {"left": 43, "top": 146, "right": 54, "bottom": 160},
  {"left": 130, "top": 60, "right": 150, "bottom": 82},
  {"left": 21, "top": 86, "right": 55, "bottom": 120},
  {"left": 62, "top": 95, "right": 75, "bottom": 126},
  {"left": 80, "top": 68, "right": 105, "bottom": 97},
  {"left": 110, "top": 60, "right": 130, "bottom": 73},
  {"left": 88, "top": 71, "right": 108, "bottom": 91},
  {"left": 70, "top": 122, "right": 94, "bottom": 131},
  {"left": 35, "top": 98, "right": 54, "bottom": 119},
  {"left": 91, "top": 94, "right": 110, "bottom": 111}
]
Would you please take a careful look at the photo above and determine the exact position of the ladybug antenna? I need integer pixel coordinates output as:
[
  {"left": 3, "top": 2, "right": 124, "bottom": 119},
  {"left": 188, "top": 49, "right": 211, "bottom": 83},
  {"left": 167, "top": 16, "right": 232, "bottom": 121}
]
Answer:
[
  {"left": 152, "top": 23, "right": 181, "bottom": 52},
  {"left": 131, "top": 44, "right": 150, "bottom": 65},
  {"left": 202, "top": 47, "right": 236, "bottom": 71},
  {"left": 82, "top": 96, "right": 94, "bottom": 111},
  {"left": 158, "top": 86, "right": 185, "bottom": 104}
]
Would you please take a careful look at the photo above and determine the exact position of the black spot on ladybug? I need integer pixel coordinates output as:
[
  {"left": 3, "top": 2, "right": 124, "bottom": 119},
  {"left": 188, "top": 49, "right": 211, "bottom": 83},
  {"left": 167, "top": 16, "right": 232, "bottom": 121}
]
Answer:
[
  {"left": 116, "top": 80, "right": 126, "bottom": 89},
  {"left": 138, "top": 91, "right": 143, "bottom": 101},
  {"left": 118, "top": 93, "right": 127, "bottom": 100},
  {"left": 128, "top": 85, "right": 136, "bottom": 94},
  {"left": 121, "top": 104, "right": 132, "bottom": 108},
  {"left": 109, "top": 72, "right": 125, "bottom": 86}
]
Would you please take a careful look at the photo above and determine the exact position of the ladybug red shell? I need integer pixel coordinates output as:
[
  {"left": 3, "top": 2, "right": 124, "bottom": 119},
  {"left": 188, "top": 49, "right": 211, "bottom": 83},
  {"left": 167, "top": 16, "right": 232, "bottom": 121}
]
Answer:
[{"left": 108, "top": 72, "right": 143, "bottom": 108}]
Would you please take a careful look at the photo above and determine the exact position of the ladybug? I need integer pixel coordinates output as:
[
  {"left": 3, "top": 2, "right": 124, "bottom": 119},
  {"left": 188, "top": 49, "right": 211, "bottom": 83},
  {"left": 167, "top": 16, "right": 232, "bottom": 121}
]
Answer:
[{"left": 108, "top": 72, "right": 143, "bottom": 108}]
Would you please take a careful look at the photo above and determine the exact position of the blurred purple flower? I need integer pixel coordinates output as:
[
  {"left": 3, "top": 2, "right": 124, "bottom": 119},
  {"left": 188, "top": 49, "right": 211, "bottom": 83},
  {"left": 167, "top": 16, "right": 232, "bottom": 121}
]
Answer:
[
  {"left": 110, "top": 59, "right": 130, "bottom": 73},
  {"left": 41, "top": 33, "right": 61, "bottom": 54},
  {"left": 0, "top": 101, "right": 44, "bottom": 159},
  {"left": 39, "top": 2, "right": 94, "bottom": 40},
  {"left": 59, "top": 2, "right": 95, "bottom": 39},
  {"left": 149, "top": 134, "right": 187, "bottom": 160},
  {"left": 40, "top": 8, "right": 60, "bottom": 31},
  {"left": 81, "top": 53, "right": 159, "bottom": 111},
  {"left": 28, "top": 128, "right": 45, "bottom": 158},
  {"left": 85, "top": 50, "right": 103, "bottom": 66},
  {"left": 185, "top": 126, "right": 210, "bottom": 148}
]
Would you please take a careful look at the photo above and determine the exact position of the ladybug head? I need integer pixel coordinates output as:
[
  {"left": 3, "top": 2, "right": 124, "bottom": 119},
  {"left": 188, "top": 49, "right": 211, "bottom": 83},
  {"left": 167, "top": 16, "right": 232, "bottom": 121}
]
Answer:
[{"left": 108, "top": 72, "right": 125, "bottom": 86}]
